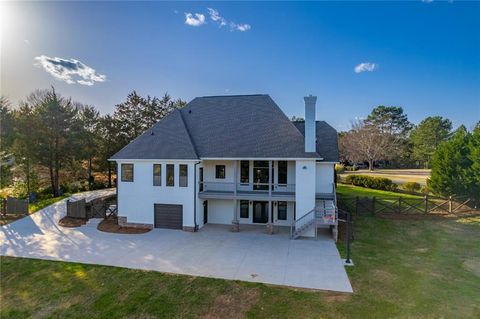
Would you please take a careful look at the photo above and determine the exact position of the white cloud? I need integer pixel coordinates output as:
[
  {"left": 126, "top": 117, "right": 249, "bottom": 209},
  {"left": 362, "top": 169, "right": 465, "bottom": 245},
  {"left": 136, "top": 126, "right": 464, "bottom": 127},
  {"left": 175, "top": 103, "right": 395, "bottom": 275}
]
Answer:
[
  {"left": 185, "top": 13, "right": 206, "bottom": 27},
  {"left": 354, "top": 62, "right": 378, "bottom": 73},
  {"left": 34, "top": 55, "right": 106, "bottom": 85},
  {"left": 207, "top": 8, "right": 227, "bottom": 26},
  {"left": 207, "top": 8, "right": 251, "bottom": 32},
  {"left": 234, "top": 23, "right": 251, "bottom": 32}
]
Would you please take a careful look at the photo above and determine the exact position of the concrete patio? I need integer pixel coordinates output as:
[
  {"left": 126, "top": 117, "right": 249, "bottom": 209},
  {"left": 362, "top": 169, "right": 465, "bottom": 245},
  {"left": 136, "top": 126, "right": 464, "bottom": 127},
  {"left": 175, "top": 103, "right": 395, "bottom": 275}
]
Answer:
[{"left": 0, "top": 190, "right": 352, "bottom": 293}]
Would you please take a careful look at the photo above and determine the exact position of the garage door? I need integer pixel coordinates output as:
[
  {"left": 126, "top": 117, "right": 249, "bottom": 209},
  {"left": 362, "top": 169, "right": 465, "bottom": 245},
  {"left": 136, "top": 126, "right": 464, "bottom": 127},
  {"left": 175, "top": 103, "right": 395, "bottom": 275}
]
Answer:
[{"left": 154, "top": 204, "right": 183, "bottom": 229}]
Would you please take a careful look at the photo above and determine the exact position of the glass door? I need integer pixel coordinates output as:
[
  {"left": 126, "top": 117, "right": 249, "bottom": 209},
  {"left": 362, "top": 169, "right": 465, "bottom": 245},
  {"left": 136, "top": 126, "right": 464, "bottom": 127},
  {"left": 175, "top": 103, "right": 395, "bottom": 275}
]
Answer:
[{"left": 253, "top": 161, "right": 269, "bottom": 190}]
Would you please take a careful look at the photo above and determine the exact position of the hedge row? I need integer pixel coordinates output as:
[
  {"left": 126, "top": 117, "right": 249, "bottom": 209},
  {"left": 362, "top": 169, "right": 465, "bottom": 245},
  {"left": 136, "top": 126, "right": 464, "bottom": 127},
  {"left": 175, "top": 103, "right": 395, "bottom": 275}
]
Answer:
[{"left": 345, "top": 174, "right": 398, "bottom": 192}]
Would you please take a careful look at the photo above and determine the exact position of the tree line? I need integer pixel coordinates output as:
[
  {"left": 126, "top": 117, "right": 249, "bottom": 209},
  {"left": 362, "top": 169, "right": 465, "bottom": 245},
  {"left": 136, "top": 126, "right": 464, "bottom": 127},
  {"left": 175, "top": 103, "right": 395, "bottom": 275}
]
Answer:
[
  {"left": 0, "top": 88, "right": 185, "bottom": 197},
  {"left": 339, "top": 105, "right": 479, "bottom": 201}
]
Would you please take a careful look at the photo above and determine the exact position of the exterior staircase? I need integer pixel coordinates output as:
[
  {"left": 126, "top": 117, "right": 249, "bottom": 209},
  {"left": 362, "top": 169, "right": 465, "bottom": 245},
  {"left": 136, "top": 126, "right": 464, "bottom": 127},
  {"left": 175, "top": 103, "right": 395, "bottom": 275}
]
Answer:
[{"left": 291, "top": 184, "right": 338, "bottom": 240}]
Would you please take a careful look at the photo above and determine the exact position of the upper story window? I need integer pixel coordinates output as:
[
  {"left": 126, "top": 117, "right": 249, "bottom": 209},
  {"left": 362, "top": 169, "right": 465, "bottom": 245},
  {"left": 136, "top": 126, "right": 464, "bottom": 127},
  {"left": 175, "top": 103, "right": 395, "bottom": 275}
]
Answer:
[
  {"left": 166, "top": 164, "right": 174, "bottom": 187},
  {"left": 240, "top": 161, "right": 249, "bottom": 184},
  {"left": 121, "top": 164, "right": 134, "bottom": 182},
  {"left": 153, "top": 164, "right": 161, "bottom": 186},
  {"left": 179, "top": 164, "right": 188, "bottom": 187},
  {"left": 215, "top": 165, "right": 226, "bottom": 179},
  {"left": 278, "top": 161, "right": 288, "bottom": 185}
]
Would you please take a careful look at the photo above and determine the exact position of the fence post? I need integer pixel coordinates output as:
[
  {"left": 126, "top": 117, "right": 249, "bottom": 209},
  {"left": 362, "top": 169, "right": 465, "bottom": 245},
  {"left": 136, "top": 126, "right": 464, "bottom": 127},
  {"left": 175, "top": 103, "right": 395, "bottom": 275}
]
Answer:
[
  {"left": 448, "top": 196, "right": 452, "bottom": 213},
  {"left": 372, "top": 196, "right": 376, "bottom": 215},
  {"left": 424, "top": 195, "right": 428, "bottom": 214},
  {"left": 1, "top": 198, "right": 5, "bottom": 216},
  {"left": 398, "top": 197, "right": 402, "bottom": 213}
]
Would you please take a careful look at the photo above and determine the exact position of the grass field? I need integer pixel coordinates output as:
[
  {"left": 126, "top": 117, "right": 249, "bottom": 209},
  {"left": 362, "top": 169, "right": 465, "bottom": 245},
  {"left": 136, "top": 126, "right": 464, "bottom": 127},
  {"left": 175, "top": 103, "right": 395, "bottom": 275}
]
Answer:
[
  {"left": 0, "top": 194, "right": 70, "bottom": 226},
  {"left": 339, "top": 169, "right": 430, "bottom": 186},
  {"left": 1, "top": 186, "right": 479, "bottom": 318},
  {"left": 336, "top": 184, "right": 422, "bottom": 199}
]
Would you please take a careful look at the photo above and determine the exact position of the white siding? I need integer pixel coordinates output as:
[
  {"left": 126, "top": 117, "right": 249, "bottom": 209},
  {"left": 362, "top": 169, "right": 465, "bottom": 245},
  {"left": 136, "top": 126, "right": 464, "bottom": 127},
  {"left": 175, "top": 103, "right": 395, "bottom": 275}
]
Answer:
[
  {"left": 117, "top": 160, "right": 196, "bottom": 227},
  {"left": 295, "top": 160, "right": 316, "bottom": 237},
  {"left": 207, "top": 199, "right": 234, "bottom": 224},
  {"left": 316, "top": 163, "right": 335, "bottom": 194}
]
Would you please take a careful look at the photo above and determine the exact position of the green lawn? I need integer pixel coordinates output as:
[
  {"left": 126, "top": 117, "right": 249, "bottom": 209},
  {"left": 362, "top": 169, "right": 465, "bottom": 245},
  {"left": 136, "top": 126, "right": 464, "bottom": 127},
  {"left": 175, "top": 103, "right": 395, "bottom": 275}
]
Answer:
[
  {"left": 337, "top": 183, "right": 422, "bottom": 199},
  {"left": 2, "top": 213, "right": 479, "bottom": 317},
  {"left": 0, "top": 194, "right": 70, "bottom": 226}
]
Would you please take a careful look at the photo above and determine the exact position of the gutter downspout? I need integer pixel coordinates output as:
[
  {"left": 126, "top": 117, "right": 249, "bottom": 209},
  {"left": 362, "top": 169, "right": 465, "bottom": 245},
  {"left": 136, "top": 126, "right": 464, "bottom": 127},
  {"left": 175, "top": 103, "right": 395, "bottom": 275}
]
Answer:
[{"left": 193, "top": 161, "right": 201, "bottom": 231}]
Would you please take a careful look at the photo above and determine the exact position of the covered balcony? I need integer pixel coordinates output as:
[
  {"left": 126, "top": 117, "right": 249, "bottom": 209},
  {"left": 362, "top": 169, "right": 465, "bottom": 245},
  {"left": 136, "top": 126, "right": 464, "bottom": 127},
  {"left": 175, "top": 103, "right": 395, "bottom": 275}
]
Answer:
[{"left": 198, "top": 181, "right": 296, "bottom": 201}]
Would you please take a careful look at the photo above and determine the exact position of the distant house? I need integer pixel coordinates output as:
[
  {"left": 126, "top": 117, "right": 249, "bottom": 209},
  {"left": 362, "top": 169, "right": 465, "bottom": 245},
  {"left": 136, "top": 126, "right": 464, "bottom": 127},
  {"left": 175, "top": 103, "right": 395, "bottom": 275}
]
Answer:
[{"left": 110, "top": 94, "right": 339, "bottom": 239}]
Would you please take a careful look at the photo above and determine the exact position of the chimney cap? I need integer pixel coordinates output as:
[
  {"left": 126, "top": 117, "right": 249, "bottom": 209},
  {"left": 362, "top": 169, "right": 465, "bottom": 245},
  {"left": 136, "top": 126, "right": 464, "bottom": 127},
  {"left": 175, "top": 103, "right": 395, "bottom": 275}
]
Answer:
[{"left": 304, "top": 95, "right": 317, "bottom": 103}]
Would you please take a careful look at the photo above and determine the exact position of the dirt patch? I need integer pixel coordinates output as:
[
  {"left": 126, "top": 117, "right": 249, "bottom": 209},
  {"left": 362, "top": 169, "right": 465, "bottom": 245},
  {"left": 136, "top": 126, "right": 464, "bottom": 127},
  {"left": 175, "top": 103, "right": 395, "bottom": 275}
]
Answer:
[
  {"left": 463, "top": 259, "right": 480, "bottom": 277},
  {"left": 98, "top": 217, "right": 151, "bottom": 234},
  {"left": 58, "top": 217, "right": 86, "bottom": 227},
  {"left": 322, "top": 292, "right": 351, "bottom": 303},
  {"left": 201, "top": 285, "right": 260, "bottom": 319}
]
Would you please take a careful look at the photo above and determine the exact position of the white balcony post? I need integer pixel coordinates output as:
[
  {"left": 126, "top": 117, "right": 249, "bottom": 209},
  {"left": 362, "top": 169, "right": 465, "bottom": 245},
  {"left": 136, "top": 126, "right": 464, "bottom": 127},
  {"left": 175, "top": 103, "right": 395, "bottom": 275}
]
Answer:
[
  {"left": 267, "top": 160, "right": 274, "bottom": 234},
  {"left": 231, "top": 161, "right": 239, "bottom": 232}
]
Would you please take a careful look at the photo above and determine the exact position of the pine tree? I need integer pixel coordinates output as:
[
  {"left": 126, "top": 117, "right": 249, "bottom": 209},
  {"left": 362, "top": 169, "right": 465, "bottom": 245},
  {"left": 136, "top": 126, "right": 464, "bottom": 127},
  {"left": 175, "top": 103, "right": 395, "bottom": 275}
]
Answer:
[{"left": 428, "top": 126, "right": 472, "bottom": 198}]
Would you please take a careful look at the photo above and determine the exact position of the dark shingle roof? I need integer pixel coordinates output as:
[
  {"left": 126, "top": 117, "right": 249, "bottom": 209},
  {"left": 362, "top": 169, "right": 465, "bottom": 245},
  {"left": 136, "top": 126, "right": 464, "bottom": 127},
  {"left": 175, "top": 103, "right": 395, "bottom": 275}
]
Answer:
[
  {"left": 292, "top": 121, "right": 339, "bottom": 162},
  {"left": 110, "top": 110, "right": 198, "bottom": 160},
  {"left": 111, "top": 94, "right": 338, "bottom": 160},
  {"left": 180, "top": 95, "right": 318, "bottom": 158}
]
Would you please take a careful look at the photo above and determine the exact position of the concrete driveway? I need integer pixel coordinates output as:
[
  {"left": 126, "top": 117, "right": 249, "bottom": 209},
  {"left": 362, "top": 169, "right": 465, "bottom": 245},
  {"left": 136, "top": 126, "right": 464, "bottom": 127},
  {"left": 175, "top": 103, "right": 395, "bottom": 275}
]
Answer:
[{"left": 0, "top": 190, "right": 353, "bottom": 293}]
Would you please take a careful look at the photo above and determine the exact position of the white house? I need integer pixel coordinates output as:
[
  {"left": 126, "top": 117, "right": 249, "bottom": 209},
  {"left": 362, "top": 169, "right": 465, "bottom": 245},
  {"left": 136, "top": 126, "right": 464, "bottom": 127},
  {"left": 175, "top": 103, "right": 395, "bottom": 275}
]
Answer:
[{"left": 110, "top": 94, "right": 339, "bottom": 239}]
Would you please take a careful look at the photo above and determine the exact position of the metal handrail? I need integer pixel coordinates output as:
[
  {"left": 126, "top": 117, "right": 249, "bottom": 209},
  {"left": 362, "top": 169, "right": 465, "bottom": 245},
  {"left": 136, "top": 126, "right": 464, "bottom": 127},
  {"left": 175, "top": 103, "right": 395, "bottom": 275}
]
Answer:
[{"left": 290, "top": 207, "right": 316, "bottom": 238}]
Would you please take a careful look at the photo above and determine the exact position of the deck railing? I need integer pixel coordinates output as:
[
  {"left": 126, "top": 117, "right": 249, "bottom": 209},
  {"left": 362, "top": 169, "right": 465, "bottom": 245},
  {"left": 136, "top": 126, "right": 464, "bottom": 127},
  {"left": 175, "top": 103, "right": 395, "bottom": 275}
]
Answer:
[{"left": 199, "top": 182, "right": 296, "bottom": 194}]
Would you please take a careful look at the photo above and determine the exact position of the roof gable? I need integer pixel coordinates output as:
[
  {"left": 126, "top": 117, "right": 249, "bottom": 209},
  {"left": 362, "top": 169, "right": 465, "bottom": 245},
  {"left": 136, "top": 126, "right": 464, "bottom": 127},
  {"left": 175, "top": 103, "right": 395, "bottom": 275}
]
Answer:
[
  {"left": 110, "top": 109, "right": 198, "bottom": 160},
  {"left": 292, "top": 121, "right": 339, "bottom": 162}
]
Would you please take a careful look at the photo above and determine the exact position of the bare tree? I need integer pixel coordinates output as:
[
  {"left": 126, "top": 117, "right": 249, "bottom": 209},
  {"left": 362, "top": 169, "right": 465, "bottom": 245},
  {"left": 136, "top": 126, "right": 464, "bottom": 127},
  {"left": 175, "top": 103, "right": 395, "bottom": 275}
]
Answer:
[{"left": 339, "top": 120, "right": 392, "bottom": 171}]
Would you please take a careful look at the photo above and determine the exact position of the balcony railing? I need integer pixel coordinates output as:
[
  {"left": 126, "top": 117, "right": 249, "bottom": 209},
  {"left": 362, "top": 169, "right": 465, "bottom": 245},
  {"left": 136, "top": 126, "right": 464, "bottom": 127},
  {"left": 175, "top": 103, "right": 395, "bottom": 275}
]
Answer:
[{"left": 199, "top": 182, "right": 295, "bottom": 194}]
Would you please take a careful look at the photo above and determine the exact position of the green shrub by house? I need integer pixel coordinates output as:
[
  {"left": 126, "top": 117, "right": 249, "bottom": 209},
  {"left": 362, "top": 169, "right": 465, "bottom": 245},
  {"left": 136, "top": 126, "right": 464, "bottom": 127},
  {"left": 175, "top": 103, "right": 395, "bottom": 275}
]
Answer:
[{"left": 345, "top": 174, "right": 398, "bottom": 192}]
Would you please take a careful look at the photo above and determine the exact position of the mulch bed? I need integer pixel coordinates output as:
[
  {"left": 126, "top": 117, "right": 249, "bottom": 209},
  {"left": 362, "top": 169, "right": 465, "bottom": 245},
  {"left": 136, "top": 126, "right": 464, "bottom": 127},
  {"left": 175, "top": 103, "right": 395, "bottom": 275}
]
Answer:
[
  {"left": 98, "top": 217, "right": 151, "bottom": 234},
  {"left": 58, "top": 217, "right": 86, "bottom": 227}
]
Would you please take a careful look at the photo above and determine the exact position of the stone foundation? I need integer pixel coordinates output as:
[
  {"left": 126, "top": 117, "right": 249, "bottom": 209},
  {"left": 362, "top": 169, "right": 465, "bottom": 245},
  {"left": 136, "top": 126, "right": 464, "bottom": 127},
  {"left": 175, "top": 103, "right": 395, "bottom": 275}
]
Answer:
[
  {"left": 117, "top": 216, "right": 153, "bottom": 229},
  {"left": 231, "top": 220, "right": 240, "bottom": 232},
  {"left": 266, "top": 222, "right": 274, "bottom": 234},
  {"left": 182, "top": 226, "right": 196, "bottom": 232}
]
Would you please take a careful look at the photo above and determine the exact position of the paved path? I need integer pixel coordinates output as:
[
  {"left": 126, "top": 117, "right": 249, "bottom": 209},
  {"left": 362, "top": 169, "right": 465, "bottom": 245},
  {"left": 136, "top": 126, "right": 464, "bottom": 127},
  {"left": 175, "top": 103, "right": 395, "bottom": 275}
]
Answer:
[{"left": 0, "top": 190, "right": 353, "bottom": 293}]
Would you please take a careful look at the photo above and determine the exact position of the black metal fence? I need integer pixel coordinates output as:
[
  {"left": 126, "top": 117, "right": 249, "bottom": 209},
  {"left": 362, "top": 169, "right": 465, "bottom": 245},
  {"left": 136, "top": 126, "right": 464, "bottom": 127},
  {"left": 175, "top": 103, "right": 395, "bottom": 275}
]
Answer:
[{"left": 66, "top": 195, "right": 117, "bottom": 219}]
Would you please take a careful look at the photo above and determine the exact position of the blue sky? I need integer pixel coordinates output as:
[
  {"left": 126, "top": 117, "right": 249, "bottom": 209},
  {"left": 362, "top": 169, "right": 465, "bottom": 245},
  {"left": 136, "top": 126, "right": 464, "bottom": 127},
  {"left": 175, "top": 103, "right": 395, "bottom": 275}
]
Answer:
[{"left": 1, "top": 1, "right": 479, "bottom": 131}]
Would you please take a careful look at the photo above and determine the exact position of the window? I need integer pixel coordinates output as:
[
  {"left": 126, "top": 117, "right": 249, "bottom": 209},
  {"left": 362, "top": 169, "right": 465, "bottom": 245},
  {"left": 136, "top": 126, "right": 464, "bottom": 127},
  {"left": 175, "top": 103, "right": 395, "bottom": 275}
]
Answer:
[
  {"left": 253, "top": 161, "right": 269, "bottom": 190},
  {"left": 179, "top": 164, "right": 188, "bottom": 187},
  {"left": 166, "top": 164, "right": 174, "bottom": 186},
  {"left": 278, "top": 161, "right": 288, "bottom": 185},
  {"left": 240, "top": 200, "right": 249, "bottom": 218},
  {"left": 153, "top": 164, "right": 161, "bottom": 186},
  {"left": 278, "top": 201, "right": 287, "bottom": 220},
  {"left": 121, "top": 164, "right": 134, "bottom": 182},
  {"left": 240, "top": 161, "right": 249, "bottom": 184},
  {"left": 215, "top": 165, "right": 226, "bottom": 179}
]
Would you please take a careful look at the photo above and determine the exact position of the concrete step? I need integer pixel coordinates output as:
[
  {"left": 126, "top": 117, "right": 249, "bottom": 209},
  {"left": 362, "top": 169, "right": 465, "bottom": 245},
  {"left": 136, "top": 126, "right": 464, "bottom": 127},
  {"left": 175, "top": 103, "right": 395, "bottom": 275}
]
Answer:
[{"left": 83, "top": 218, "right": 103, "bottom": 228}]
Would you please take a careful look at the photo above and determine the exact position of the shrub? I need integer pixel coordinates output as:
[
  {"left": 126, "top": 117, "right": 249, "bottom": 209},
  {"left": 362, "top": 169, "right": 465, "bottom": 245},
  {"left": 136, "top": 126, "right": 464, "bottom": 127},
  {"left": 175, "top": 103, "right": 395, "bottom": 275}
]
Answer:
[
  {"left": 345, "top": 166, "right": 359, "bottom": 171},
  {"left": 420, "top": 185, "right": 430, "bottom": 195},
  {"left": 345, "top": 174, "right": 398, "bottom": 192},
  {"left": 403, "top": 182, "right": 421, "bottom": 193},
  {"left": 335, "top": 164, "right": 345, "bottom": 174}
]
